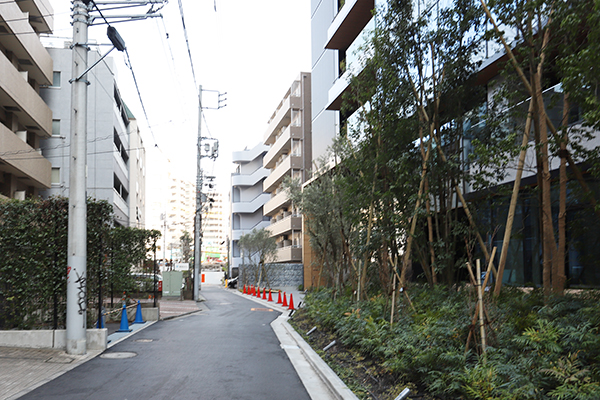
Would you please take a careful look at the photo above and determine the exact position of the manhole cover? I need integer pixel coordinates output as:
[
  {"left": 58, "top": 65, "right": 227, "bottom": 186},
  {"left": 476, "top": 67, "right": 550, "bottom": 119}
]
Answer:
[
  {"left": 134, "top": 339, "right": 154, "bottom": 343},
  {"left": 100, "top": 352, "right": 137, "bottom": 359}
]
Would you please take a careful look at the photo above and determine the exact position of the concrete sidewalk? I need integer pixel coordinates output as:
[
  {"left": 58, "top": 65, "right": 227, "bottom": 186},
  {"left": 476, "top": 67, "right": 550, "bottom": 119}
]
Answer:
[{"left": 0, "top": 296, "right": 205, "bottom": 400}]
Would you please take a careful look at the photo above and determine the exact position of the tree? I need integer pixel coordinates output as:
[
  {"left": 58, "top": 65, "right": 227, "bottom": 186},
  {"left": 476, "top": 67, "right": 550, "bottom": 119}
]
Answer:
[
  {"left": 238, "top": 228, "right": 277, "bottom": 288},
  {"left": 180, "top": 231, "right": 192, "bottom": 264}
]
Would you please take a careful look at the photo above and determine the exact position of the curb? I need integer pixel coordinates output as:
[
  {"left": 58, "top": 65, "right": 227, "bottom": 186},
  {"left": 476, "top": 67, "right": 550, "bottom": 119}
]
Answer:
[{"left": 228, "top": 287, "right": 358, "bottom": 400}]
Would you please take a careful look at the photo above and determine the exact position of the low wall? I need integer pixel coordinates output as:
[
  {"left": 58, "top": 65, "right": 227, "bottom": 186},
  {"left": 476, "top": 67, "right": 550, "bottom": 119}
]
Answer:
[
  {"left": 239, "top": 263, "right": 303, "bottom": 289},
  {"left": 0, "top": 329, "right": 107, "bottom": 351}
]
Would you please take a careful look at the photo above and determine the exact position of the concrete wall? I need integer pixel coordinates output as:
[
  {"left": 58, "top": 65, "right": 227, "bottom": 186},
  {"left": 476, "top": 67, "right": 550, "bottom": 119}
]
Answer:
[{"left": 0, "top": 329, "right": 107, "bottom": 351}]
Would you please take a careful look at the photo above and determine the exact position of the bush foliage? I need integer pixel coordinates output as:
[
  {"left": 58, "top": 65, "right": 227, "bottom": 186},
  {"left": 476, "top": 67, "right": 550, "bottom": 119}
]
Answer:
[
  {"left": 0, "top": 197, "right": 160, "bottom": 329},
  {"left": 298, "top": 286, "right": 600, "bottom": 399}
]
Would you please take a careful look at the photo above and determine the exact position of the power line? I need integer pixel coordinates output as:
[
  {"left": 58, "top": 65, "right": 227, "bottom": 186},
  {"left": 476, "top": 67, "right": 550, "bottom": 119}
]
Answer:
[{"left": 176, "top": 0, "right": 197, "bottom": 89}]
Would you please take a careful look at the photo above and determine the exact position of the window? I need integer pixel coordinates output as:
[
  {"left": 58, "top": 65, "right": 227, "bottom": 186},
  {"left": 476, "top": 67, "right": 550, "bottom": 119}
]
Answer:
[
  {"left": 51, "top": 167, "right": 60, "bottom": 185},
  {"left": 52, "top": 120, "right": 60, "bottom": 136},
  {"left": 51, "top": 72, "right": 61, "bottom": 87}
]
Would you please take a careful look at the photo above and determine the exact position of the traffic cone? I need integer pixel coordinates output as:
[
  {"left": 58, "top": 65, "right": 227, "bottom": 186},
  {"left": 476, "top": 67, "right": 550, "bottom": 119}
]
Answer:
[
  {"left": 133, "top": 300, "right": 145, "bottom": 324},
  {"left": 288, "top": 293, "right": 295, "bottom": 310},
  {"left": 277, "top": 291, "right": 282, "bottom": 304},
  {"left": 243, "top": 285, "right": 246, "bottom": 294},
  {"left": 282, "top": 292, "right": 288, "bottom": 307},
  {"left": 251, "top": 286, "right": 255, "bottom": 296},
  {"left": 268, "top": 289, "right": 273, "bottom": 302},
  {"left": 257, "top": 287, "right": 262, "bottom": 298},
  {"left": 262, "top": 288, "right": 267, "bottom": 300},
  {"left": 116, "top": 304, "right": 132, "bottom": 333}
]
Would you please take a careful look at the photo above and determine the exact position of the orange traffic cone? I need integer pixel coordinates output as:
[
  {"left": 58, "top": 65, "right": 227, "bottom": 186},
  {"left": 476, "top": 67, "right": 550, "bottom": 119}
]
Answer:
[
  {"left": 277, "top": 291, "right": 282, "bottom": 304},
  {"left": 251, "top": 286, "right": 255, "bottom": 296},
  {"left": 262, "top": 288, "right": 267, "bottom": 300},
  {"left": 268, "top": 289, "right": 273, "bottom": 302},
  {"left": 257, "top": 287, "right": 261, "bottom": 298},
  {"left": 282, "top": 292, "right": 288, "bottom": 307},
  {"left": 243, "top": 285, "right": 246, "bottom": 294},
  {"left": 288, "top": 293, "right": 295, "bottom": 310}
]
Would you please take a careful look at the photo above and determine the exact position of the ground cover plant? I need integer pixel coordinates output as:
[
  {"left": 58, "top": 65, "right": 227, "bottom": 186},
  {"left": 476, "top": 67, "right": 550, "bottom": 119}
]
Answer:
[{"left": 291, "top": 286, "right": 600, "bottom": 399}]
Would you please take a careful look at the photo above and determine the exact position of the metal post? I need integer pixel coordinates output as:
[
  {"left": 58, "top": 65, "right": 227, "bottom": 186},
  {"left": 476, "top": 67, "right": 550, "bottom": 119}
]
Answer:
[
  {"left": 66, "top": 0, "right": 89, "bottom": 355},
  {"left": 194, "top": 86, "right": 203, "bottom": 301}
]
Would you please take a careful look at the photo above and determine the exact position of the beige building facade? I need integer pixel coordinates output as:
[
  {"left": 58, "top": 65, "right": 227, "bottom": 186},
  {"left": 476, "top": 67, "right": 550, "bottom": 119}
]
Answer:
[
  {"left": 0, "top": 0, "right": 54, "bottom": 199},
  {"left": 263, "top": 73, "right": 312, "bottom": 263}
]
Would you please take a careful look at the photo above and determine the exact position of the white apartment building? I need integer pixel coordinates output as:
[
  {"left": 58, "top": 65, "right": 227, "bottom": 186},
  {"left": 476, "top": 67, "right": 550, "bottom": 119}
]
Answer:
[
  {"left": 202, "top": 190, "right": 227, "bottom": 264},
  {"left": 230, "top": 142, "right": 271, "bottom": 273},
  {"left": 39, "top": 46, "right": 145, "bottom": 228},
  {"left": 163, "top": 175, "right": 195, "bottom": 262},
  {"left": 0, "top": 0, "right": 54, "bottom": 199}
]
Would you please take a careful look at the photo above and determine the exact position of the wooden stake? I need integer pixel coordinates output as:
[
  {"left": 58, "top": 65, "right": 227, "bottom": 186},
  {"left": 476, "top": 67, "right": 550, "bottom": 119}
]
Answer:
[{"left": 476, "top": 259, "right": 487, "bottom": 354}]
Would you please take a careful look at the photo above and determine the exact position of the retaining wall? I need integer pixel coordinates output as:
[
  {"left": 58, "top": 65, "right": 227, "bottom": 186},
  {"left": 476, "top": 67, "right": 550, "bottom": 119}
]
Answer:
[{"left": 239, "top": 263, "right": 303, "bottom": 288}]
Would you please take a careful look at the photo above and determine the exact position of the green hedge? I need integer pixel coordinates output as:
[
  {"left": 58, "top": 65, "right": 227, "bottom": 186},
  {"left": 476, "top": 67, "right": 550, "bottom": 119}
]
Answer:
[{"left": 0, "top": 197, "right": 160, "bottom": 329}]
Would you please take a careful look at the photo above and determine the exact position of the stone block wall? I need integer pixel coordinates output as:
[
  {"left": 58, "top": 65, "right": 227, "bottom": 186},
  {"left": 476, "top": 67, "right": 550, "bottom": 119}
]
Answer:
[{"left": 239, "top": 263, "right": 303, "bottom": 289}]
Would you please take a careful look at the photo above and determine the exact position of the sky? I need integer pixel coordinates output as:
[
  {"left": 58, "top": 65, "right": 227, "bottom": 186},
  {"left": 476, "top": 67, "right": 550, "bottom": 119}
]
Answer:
[{"left": 47, "top": 0, "right": 312, "bottom": 226}]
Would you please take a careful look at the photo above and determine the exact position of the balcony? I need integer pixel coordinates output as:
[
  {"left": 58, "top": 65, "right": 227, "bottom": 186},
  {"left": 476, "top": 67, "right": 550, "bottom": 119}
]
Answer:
[
  {"left": 263, "top": 125, "right": 303, "bottom": 169},
  {"left": 231, "top": 193, "right": 271, "bottom": 214},
  {"left": 232, "top": 144, "right": 269, "bottom": 163},
  {"left": 231, "top": 167, "right": 270, "bottom": 187},
  {"left": 231, "top": 220, "right": 271, "bottom": 241},
  {"left": 263, "top": 155, "right": 303, "bottom": 193},
  {"left": 276, "top": 246, "right": 302, "bottom": 263},
  {"left": 0, "top": 123, "right": 51, "bottom": 188},
  {"left": 0, "top": 52, "right": 52, "bottom": 137},
  {"left": 0, "top": 0, "right": 53, "bottom": 85},
  {"left": 263, "top": 190, "right": 291, "bottom": 217},
  {"left": 264, "top": 93, "right": 303, "bottom": 145},
  {"left": 267, "top": 215, "right": 302, "bottom": 237},
  {"left": 325, "top": 0, "right": 375, "bottom": 50}
]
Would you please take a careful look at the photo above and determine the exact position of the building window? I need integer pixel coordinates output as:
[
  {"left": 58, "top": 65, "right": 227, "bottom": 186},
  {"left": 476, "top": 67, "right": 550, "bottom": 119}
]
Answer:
[
  {"left": 291, "top": 109, "right": 302, "bottom": 127},
  {"left": 51, "top": 167, "right": 60, "bottom": 185},
  {"left": 51, "top": 72, "right": 61, "bottom": 87},
  {"left": 52, "top": 120, "right": 60, "bottom": 136}
]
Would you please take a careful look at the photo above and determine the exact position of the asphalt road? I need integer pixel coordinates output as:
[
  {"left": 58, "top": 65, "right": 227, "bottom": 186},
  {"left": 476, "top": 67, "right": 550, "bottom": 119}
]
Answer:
[{"left": 20, "top": 286, "right": 311, "bottom": 400}]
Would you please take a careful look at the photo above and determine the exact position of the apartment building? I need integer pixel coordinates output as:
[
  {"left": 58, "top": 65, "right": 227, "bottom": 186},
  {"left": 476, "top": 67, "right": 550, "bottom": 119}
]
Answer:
[
  {"left": 127, "top": 112, "right": 146, "bottom": 228},
  {"left": 202, "top": 190, "right": 227, "bottom": 264},
  {"left": 163, "top": 175, "right": 195, "bottom": 261},
  {"left": 0, "top": 0, "right": 54, "bottom": 199},
  {"left": 39, "top": 46, "right": 145, "bottom": 228},
  {"left": 230, "top": 142, "right": 271, "bottom": 273},
  {"left": 263, "top": 73, "right": 312, "bottom": 264}
]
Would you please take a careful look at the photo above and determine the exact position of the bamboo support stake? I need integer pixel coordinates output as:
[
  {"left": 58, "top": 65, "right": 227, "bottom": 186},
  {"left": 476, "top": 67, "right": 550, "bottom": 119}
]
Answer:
[
  {"left": 390, "top": 272, "right": 397, "bottom": 325},
  {"left": 476, "top": 259, "right": 487, "bottom": 354}
]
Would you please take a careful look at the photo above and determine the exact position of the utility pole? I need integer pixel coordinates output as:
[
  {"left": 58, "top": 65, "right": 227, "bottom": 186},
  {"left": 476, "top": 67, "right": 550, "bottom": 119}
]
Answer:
[
  {"left": 65, "top": 0, "right": 164, "bottom": 355},
  {"left": 66, "top": 0, "right": 90, "bottom": 356},
  {"left": 194, "top": 86, "right": 203, "bottom": 301},
  {"left": 193, "top": 87, "right": 225, "bottom": 301}
]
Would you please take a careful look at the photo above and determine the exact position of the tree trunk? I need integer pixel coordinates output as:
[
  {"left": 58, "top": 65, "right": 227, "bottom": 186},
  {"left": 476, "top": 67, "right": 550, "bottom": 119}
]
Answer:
[
  {"left": 494, "top": 99, "right": 534, "bottom": 295},
  {"left": 555, "top": 93, "right": 569, "bottom": 294}
]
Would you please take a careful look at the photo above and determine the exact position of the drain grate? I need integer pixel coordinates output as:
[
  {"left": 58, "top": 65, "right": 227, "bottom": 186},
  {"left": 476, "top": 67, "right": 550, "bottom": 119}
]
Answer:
[{"left": 251, "top": 308, "right": 274, "bottom": 312}]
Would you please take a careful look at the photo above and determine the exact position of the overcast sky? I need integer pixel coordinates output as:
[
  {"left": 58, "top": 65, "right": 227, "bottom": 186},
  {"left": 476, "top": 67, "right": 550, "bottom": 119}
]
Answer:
[{"left": 47, "top": 0, "right": 311, "bottom": 211}]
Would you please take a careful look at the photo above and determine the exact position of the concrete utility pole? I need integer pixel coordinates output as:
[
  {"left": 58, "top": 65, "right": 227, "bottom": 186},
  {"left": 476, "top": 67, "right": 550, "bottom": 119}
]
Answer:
[
  {"left": 193, "top": 88, "right": 224, "bottom": 301},
  {"left": 66, "top": 0, "right": 165, "bottom": 355},
  {"left": 66, "top": 0, "right": 90, "bottom": 356},
  {"left": 194, "top": 86, "right": 203, "bottom": 301}
]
